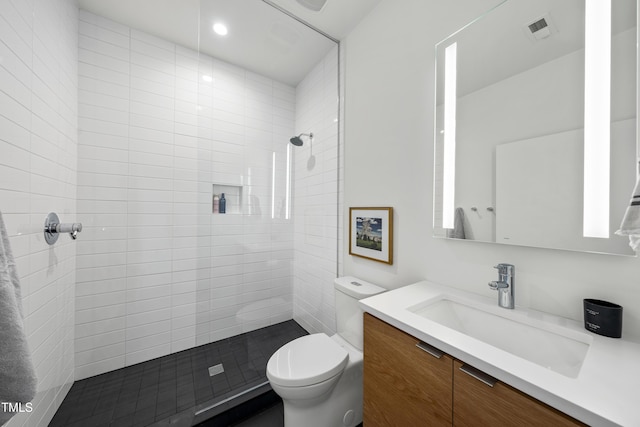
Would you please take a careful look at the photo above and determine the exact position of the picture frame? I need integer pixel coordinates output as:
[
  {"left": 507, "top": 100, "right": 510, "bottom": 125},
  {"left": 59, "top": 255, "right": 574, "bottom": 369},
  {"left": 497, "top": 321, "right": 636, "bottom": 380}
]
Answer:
[{"left": 349, "top": 207, "right": 393, "bottom": 265}]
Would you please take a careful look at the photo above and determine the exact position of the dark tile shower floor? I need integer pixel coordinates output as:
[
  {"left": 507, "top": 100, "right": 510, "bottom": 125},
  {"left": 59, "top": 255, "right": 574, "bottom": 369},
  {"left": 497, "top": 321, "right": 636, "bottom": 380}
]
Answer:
[{"left": 49, "top": 320, "right": 307, "bottom": 427}]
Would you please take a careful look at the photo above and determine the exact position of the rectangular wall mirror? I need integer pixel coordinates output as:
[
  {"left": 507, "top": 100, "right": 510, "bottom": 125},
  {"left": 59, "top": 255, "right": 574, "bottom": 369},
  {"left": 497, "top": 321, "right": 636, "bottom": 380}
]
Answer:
[{"left": 433, "top": 0, "right": 638, "bottom": 255}]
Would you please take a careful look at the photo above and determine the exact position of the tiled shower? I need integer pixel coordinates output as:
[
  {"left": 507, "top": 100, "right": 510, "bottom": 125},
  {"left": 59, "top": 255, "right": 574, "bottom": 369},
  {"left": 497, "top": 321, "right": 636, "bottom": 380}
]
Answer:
[{"left": 0, "top": 0, "right": 341, "bottom": 425}]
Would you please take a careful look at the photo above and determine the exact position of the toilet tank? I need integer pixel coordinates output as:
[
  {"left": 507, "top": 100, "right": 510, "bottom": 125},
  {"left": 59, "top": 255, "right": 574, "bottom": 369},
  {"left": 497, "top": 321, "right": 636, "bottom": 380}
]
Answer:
[{"left": 334, "top": 276, "right": 385, "bottom": 351}]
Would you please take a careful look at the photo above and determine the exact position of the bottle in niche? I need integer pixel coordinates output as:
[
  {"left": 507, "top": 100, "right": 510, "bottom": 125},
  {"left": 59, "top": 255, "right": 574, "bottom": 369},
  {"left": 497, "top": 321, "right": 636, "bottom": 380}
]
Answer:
[
  {"left": 212, "top": 194, "right": 219, "bottom": 213},
  {"left": 219, "top": 193, "right": 226, "bottom": 214}
]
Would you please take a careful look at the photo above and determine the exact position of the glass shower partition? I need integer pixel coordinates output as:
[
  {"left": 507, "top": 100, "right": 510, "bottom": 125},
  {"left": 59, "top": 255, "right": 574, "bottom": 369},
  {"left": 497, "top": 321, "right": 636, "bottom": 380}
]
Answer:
[
  {"left": 194, "top": 0, "right": 340, "bottom": 364},
  {"left": 73, "top": 0, "right": 339, "bottom": 421}
]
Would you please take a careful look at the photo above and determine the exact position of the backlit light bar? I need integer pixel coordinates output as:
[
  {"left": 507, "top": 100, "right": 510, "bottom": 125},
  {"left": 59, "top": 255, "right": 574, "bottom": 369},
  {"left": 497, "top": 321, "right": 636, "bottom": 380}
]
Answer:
[
  {"left": 583, "top": 0, "right": 611, "bottom": 238},
  {"left": 443, "top": 42, "right": 458, "bottom": 229}
]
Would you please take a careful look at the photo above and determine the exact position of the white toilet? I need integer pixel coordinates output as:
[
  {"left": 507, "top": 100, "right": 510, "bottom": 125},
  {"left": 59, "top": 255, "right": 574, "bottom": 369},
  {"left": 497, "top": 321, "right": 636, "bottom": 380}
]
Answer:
[{"left": 266, "top": 276, "right": 385, "bottom": 427}]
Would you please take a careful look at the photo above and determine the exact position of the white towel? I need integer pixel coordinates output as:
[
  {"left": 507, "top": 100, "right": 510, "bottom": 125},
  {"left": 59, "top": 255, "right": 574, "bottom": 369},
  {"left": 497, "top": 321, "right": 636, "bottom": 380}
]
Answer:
[
  {"left": 0, "top": 212, "right": 37, "bottom": 425},
  {"left": 615, "top": 174, "right": 640, "bottom": 251}
]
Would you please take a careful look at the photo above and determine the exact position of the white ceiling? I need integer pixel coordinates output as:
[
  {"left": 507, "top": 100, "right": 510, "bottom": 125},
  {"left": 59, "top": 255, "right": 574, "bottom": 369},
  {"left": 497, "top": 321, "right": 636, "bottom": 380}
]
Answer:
[
  {"left": 77, "top": 0, "right": 381, "bottom": 86},
  {"left": 267, "top": 0, "right": 382, "bottom": 40}
]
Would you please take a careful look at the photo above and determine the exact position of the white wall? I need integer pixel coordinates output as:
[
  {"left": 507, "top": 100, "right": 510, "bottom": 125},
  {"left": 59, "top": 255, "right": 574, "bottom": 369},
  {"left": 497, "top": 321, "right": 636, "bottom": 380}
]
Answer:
[
  {"left": 0, "top": 0, "right": 78, "bottom": 425},
  {"left": 292, "top": 46, "right": 341, "bottom": 335},
  {"left": 76, "top": 11, "right": 296, "bottom": 379},
  {"left": 343, "top": 0, "right": 640, "bottom": 343}
]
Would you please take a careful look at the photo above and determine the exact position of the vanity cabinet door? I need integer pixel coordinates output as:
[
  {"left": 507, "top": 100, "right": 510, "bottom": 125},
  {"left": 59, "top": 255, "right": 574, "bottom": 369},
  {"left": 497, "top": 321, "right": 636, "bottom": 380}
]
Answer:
[
  {"left": 453, "top": 360, "right": 584, "bottom": 427},
  {"left": 363, "top": 313, "right": 453, "bottom": 427}
]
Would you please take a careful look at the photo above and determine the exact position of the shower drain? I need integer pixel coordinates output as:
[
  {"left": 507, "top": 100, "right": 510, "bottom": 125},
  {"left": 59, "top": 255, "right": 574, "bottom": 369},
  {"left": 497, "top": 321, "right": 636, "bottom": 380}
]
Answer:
[{"left": 208, "top": 364, "right": 225, "bottom": 376}]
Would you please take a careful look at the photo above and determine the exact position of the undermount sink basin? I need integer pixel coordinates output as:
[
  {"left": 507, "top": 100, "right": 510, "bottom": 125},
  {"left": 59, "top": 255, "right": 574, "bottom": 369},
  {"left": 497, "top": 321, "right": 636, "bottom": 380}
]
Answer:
[{"left": 409, "top": 298, "right": 591, "bottom": 378}]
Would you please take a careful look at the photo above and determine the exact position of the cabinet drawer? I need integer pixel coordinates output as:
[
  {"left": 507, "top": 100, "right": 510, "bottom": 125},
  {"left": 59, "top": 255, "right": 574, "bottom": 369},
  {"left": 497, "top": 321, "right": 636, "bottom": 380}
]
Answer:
[{"left": 453, "top": 359, "right": 584, "bottom": 426}]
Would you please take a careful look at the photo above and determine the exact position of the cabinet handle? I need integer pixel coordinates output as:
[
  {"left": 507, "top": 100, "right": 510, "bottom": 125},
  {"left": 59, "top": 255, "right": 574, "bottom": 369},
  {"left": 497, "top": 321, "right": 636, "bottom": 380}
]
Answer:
[
  {"left": 415, "top": 341, "right": 444, "bottom": 359},
  {"left": 459, "top": 364, "right": 497, "bottom": 388}
]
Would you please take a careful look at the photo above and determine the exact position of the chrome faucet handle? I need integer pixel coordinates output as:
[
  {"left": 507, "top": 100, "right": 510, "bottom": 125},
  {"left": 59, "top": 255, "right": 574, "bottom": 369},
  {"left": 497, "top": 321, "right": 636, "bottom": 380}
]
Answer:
[{"left": 493, "top": 263, "right": 514, "bottom": 276}]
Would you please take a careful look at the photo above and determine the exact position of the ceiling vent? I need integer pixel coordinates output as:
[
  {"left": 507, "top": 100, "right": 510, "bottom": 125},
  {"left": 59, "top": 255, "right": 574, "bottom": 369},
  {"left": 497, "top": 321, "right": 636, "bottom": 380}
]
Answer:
[
  {"left": 528, "top": 18, "right": 549, "bottom": 35},
  {"left": 296, "top": 0, "right": 328, "bottom": 12},
  {"left": 524, "top": 13, "right": 557, "bottom": 41}
]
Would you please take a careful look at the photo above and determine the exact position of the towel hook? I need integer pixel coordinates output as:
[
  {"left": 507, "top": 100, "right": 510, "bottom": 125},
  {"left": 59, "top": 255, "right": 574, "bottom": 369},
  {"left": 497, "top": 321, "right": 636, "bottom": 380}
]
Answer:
[{"left": 44, "top": 212, "right": 82, "bottom": 245}]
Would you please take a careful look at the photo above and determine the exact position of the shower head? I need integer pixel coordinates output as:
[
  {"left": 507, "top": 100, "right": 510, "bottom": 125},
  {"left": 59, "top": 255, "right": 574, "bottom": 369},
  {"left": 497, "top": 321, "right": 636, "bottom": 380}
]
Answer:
[
  {"left": 289, "top": 132, "right": 313, "bottom": 146},
  {"left": 290, "top": 136, "right": 304, "bottom": 146}
]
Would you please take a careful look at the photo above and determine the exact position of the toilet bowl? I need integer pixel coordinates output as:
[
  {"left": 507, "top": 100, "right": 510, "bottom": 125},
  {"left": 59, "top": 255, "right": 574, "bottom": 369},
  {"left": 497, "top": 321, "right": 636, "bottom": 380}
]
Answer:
[{"left": 266, "top": 277, "right": 385, "bottom": 427}]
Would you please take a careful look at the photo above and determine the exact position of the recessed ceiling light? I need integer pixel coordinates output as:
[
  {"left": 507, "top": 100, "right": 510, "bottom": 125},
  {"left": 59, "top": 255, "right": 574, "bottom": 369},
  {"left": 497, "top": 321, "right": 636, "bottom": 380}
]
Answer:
[
  {"left": 202, "top": 75, "right": 213, "bottom": 83},
  {"left": 213, "top": 23, "right": 228, "bottom": 36}
]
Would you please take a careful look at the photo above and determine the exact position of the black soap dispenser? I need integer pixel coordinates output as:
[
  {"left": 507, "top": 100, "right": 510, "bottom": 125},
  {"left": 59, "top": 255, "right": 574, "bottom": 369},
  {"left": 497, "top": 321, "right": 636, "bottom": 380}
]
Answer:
[{"left": 219, "top": 193, "right": 226, "bottom": 214}]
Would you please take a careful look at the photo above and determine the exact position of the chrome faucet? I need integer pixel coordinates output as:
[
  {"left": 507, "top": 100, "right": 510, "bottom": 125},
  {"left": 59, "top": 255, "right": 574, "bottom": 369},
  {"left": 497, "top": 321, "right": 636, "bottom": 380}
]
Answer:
[{"left": 488, "top": 263, "right": 514, "bottom": 309}]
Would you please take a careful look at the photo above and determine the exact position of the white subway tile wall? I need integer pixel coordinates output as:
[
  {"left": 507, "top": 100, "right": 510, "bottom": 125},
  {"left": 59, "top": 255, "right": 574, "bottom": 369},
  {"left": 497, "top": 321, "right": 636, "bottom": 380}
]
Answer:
[
  {"left": 292, "top": 47, "right": 341, "bottom": 335},
  {"left": 75, "top": 11, "right": 306, "bottom": 379},
  {"left": 0, "top": 0, "right": 79, "bottom": 426}
]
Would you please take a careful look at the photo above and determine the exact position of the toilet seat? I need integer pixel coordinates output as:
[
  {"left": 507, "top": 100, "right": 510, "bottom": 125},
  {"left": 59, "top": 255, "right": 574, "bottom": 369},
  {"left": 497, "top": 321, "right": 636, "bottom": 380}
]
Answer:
[{"left": 267, "top": 333, "right": 348, "bottom": 387}]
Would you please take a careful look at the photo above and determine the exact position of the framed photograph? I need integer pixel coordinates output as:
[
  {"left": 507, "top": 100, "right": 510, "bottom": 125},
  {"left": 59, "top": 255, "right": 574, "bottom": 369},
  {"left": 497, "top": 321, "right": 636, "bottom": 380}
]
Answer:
[{"left": 349, "top": 207, "right": 393, "bottom": 265}]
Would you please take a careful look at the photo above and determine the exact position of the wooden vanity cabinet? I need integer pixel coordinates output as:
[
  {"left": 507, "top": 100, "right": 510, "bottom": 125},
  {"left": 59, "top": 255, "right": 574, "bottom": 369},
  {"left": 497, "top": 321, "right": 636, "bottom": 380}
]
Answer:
[
  {"left": 363, "top": 313, "right": 453, "bottom": 427},
  {"left": 363, "top": 313, "right": 585, "bottom": 427},
  {"left": 453, "top": 360, "right": 584, "bottom": 427}
]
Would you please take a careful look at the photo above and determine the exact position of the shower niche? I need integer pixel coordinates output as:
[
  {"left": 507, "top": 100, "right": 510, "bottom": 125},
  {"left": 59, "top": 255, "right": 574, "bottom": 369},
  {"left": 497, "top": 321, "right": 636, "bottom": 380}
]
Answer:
[{"left": 212, "top": 184, "right": 243, "bottom": 215}]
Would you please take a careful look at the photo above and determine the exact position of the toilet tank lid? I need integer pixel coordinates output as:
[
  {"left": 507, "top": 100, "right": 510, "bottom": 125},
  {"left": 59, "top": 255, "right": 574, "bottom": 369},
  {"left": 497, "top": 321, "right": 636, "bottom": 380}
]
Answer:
[{"left": 334, "top": 276, "right": 385, "bottom": 299}]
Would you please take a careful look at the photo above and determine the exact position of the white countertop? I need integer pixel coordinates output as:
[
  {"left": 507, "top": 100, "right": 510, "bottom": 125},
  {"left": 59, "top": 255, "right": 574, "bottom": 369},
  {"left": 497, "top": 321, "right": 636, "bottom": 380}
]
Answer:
[{"left": 359, "top": 281, "right": 640, "bottom": 427}]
